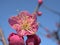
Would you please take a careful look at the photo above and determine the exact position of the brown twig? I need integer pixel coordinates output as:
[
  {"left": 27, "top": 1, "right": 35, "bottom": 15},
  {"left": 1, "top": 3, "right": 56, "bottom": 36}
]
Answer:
[{"left": 0, "top": 28, "right": 8, "bottom": 45}]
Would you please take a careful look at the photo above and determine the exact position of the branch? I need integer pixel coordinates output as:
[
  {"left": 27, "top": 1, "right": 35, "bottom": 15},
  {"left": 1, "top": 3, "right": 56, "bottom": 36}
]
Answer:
[
  {"left": 0, "top": 28, "right": 8, "bottom": 45},
  {"left": 43, "top": 4, "right": 60, "bottom": 16}
]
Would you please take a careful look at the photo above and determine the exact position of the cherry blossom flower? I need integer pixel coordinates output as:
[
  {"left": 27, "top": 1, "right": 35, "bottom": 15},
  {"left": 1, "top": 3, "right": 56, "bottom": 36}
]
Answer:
[
  {"left": 8, "top": 11, "right": 38, "bottom": 36},
  {"left": 8, "top": 33, "right": 25, "bottom": 45},
  {"left": 26, "top": 34, "right": 41, "bottom": 45}
]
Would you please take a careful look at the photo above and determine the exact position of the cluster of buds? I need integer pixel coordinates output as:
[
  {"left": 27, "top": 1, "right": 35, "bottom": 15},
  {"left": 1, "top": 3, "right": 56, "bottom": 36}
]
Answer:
[{"left": 8, "top": 0, "right": 43, "bottom": 45}]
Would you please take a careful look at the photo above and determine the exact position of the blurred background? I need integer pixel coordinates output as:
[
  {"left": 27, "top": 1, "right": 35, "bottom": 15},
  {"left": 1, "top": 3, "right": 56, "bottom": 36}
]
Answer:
[{"left": 0, "top": 0, "right": 60, "bottom": 45}]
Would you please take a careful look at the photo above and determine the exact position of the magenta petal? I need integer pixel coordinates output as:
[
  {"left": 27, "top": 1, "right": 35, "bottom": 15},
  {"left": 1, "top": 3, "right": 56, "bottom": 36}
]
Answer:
[
  {"left": 8, "top": 18, "right": 18, "bottom": 26},
  {"left": 18, "top": 11, "right": 31, "bottom": 17},
  {"left": 26, "top": 34, "right": 41, "bottom": 45},
  {"left": 8, "top": 33, "right": 25, "bottom": 45}
]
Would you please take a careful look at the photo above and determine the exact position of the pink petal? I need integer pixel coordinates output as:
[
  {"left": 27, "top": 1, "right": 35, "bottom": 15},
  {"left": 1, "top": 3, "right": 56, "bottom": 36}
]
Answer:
[
  {"left": 18, "top": 11, "right": 31, "bottom": 20},
  {"left": 17, "top": 30, "right": 26, "bottom": 36},
  {"left": 8, "top": 17, "right": 18, "bottom": 26},
  {"left": 12, "top": 24, "right": 21, "bottom": 31},
  {"left": 27, "top": 16, "right": 36, "bottom": 25}
]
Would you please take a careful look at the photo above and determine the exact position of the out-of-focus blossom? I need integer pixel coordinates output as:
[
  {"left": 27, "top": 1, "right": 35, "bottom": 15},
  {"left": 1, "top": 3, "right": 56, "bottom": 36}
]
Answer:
[
  {"left": 8, "top": 33, "right": 25, "bottom": 45},
  {"left": 58, "top": 41, "right": 60, "bottom": 45},
  {"left": 44, "top": 27, "right": 50, "bottom": 33},
  {"left": 26, "top": 34, "right": 41, "bottom": 45},
  {"left": 56, "top": 23, "right": 60, "bottom": 27},
  {"left": 46, "top": 34, "right": 51, "bottom": 38},
  {"left": 38, "top": 0, "right": 43, "bottom": 4},
  {"left": 44, "top": 27, "right": 49, "bottom": 31},
  {"left": 8, "top": 11, "right": 38, "bottom": 36}
]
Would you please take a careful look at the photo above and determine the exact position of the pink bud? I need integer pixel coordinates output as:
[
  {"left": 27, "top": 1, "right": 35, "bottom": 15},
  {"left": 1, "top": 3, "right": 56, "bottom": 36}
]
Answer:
[
  {"left": 8, "top": 33, "right": 24, "bottom": 45},
  {"left": 38, "top": 0, "right": 43, "bottom": 4},
  {"left": 37, "top": 11, "right": 42, "bottom": 16}
]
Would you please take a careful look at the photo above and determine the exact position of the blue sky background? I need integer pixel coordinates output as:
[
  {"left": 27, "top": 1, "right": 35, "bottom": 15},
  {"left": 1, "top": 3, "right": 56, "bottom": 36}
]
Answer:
[{"left": 0, "top": 0, "right": 60, "bottom": 45}]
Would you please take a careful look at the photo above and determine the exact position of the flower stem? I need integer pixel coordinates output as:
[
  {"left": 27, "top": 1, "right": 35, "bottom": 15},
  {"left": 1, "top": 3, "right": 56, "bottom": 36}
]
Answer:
[
  {"left": 33, "top": 3, "right": 41, "bottom": 14},
  {"left": 33, "top": 0, "right": 43, "bottom": 16}
]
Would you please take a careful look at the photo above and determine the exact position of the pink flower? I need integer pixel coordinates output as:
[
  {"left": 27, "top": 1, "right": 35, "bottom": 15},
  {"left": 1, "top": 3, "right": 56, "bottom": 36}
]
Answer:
[
  {"left": 26, "top": 34, "right": 41, "bottom": 45},
  {"left": 8, "top": 33, "right": 25, "bottom": 45},
  {"left": 8, "top": 11, "right": 38, "bottom": 36}
]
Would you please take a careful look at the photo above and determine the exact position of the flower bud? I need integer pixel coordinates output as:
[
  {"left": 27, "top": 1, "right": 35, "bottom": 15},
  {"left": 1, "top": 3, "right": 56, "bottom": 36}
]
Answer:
[
  {"left": 26, "top": 34, "right": 41, "bottom": 45},
  {"left": 8, "top": 33, "right": 24, "bottom": 45},
  {"left": 37, "top": 11, "right": 42, "bottom": 16},
  {"left": 38, "top": 0, "right": 43, "bottom": 4}
]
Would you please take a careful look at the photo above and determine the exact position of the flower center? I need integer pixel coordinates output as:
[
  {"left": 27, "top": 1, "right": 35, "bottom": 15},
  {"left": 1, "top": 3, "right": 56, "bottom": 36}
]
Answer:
[{"left": 22, "top": 21, "right": 30, "bottom": 30}]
